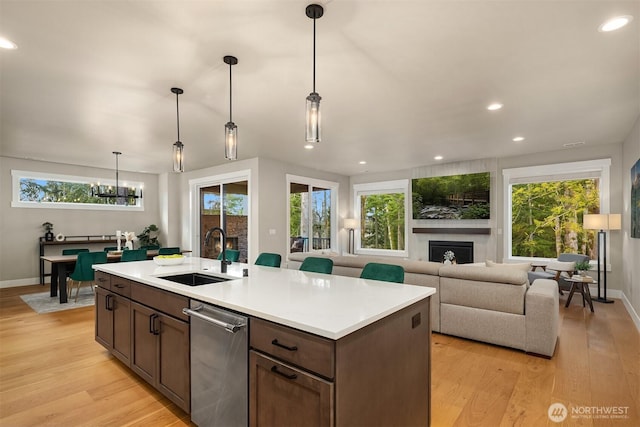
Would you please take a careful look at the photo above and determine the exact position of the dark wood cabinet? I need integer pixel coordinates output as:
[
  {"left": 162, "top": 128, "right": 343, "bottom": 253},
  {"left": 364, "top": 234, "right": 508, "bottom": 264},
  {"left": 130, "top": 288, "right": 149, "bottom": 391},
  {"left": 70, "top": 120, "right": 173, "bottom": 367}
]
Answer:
[
  {"left": 95, "top": 274, "right": 190, "bottom": 414},
  {"left": 95, "top": 286, "right": 131, "bottom": 366},
  {"left": 249, "top": 297, "right": 431, "bottom": 426},
  {"left": 131, "top": 301, "right": 190, "bottom": 413},
  {"left": 250, "top": 351, "right": 334, "bottom": 427}
]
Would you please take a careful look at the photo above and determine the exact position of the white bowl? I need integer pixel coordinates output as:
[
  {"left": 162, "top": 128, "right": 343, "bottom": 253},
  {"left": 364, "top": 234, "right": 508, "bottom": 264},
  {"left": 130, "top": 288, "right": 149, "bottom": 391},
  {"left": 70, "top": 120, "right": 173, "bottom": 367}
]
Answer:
[{"left": 153, "top": 255, "right": 185, "bottom": 266}]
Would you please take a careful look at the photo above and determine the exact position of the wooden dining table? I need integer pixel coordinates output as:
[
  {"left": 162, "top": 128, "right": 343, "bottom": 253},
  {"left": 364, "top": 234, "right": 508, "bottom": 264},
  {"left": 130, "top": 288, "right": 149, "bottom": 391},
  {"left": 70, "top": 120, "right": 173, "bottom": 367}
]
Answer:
[{"left": 41, "top": 250, "right": 161, "bottom": 303}]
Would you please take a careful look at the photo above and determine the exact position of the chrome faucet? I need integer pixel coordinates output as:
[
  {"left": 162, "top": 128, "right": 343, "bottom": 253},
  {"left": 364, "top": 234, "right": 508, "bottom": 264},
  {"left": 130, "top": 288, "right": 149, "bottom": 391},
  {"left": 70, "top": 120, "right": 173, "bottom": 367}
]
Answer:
[{"left": 204, "top": 227, "right": 229, "bottom": 273}]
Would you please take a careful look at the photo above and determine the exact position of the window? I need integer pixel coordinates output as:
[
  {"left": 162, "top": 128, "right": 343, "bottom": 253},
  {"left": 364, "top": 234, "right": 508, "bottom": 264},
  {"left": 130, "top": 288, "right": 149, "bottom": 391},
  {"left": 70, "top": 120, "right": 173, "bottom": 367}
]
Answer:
[
  {"left": 287, "top": 175, "right": 338, "bottom": 254},
  {"left": 503, "top": 159, "right": 610, "bottom": 261},
  {"left": 353, "top": 180, "right": 409, "bottom": 257},
  {"left": 11, "top": 170, "right": 143, "bottom": 211}
]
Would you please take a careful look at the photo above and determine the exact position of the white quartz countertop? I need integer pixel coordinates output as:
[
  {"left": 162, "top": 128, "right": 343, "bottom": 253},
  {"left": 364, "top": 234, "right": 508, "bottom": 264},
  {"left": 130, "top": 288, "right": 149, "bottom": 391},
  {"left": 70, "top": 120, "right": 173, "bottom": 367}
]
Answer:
[{"left": 94, "top": 257, "right": 435, "bottom": 340}]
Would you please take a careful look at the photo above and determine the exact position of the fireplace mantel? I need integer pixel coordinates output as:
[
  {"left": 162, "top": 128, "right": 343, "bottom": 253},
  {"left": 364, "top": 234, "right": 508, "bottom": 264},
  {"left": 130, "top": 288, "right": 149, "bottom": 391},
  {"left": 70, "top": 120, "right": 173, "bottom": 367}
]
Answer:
[{"left": 412, "top": 227, "right": 491, "bottom": 235}]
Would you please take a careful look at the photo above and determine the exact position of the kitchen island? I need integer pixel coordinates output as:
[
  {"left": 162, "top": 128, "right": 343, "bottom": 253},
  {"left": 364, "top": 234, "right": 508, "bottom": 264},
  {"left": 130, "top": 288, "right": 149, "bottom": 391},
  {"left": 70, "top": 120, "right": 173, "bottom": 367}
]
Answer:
[{"left": 94, "top": 257, "right": 435, "bottom": 426}]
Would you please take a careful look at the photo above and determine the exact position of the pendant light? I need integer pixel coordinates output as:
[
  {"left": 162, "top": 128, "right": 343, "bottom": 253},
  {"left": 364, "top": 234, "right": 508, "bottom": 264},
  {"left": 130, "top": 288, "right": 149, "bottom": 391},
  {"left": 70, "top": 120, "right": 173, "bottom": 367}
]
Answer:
[
  {"left": 171, "top": 87, "right": 184, "bottom": 172},
  {"left": 224, "top": 55, "right": 238, "bottom": 160},
  {"left": 91, "top": 151, "right": 142, "bottom": 205},
  {"left": 305, "top": 4, "right": 324, "bottom": 143}
]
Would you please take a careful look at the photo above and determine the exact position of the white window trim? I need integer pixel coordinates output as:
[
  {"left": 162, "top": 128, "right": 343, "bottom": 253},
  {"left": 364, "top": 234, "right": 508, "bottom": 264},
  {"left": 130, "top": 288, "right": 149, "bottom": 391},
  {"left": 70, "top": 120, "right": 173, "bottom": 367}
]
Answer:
[
  {"left": 502, "top": 159, "right": 611, "bottom": 262},
  {"left": 286, "top": 174, "right": 339, "bottom": 254},
  {"left": 189, "top": 169, "right": 252, "bottom": 257},
  {"left": 353, "top": 179, "right": 409, "bottom": 258},
  {"left": 11, "top": 169, "right": 144, "bottom": 211}
]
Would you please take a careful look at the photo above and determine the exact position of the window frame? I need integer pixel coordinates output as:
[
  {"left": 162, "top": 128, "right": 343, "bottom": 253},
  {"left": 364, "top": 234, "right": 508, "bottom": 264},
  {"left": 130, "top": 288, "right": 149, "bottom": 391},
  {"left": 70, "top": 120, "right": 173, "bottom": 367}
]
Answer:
[
  {"left": 353, "top": 179, "right": 410, "bottom": 258},
  {"left": 286, "top": 174, "right": 339, "bottom": 254},
  {"left": 11, "top": 169, "right": 144, "bottom": 211},
  {"left": 502, "top": 159, "right": 611, "bottom": 262}
]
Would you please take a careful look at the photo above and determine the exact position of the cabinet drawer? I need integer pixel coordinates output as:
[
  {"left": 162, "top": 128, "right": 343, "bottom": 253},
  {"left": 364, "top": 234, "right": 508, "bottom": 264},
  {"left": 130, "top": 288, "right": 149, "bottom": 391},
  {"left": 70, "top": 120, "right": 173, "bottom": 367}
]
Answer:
[
  {"left": 250, "top": 318, "right": 334, "bottom": 379},
  {"left": 111, "top": 276, "right": 131, "bottom": 298},
  {"left": 131, "top": 282, "right": 189, "bottom": 321},
  {"left": 94, "top": 271, "right": 111, "bottom": 290}
]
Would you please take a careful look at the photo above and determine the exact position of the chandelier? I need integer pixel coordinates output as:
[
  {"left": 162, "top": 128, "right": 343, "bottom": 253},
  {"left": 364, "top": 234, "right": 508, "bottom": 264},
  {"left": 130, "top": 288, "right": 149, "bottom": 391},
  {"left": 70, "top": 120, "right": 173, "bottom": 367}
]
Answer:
[{"left": 91, "top": 151, "right": 142, "bottom": 205}]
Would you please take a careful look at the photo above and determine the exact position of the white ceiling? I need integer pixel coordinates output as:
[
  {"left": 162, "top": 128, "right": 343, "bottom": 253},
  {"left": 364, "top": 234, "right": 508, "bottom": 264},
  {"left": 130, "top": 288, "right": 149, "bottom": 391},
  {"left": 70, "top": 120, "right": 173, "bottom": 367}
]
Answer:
[{"left": 1, "top": 1, "right": 638, "bottom": 176}]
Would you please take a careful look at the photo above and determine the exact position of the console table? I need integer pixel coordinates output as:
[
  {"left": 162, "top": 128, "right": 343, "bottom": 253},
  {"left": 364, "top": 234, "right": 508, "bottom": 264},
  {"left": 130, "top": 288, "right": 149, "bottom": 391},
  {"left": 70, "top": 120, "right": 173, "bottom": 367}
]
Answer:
[{"left": 39, "top": 235, "right": 119, "bottom": 285}]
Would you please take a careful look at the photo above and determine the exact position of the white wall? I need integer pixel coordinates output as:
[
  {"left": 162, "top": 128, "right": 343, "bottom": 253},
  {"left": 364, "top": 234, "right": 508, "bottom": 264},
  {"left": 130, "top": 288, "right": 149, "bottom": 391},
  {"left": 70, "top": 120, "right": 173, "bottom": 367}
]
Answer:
[
  {"left": 0, "top": 156, "right": 160, "bottom": 285},
  {"left": 621, "top": 116, "right": 640, "bottom": 327}
]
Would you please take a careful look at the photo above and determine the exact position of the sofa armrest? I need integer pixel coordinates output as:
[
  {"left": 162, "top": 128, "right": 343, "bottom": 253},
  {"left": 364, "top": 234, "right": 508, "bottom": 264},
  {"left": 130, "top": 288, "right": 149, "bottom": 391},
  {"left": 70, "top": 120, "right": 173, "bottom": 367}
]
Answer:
[{"left": 525, "top": 279, "right": 559, "bottom": 357}]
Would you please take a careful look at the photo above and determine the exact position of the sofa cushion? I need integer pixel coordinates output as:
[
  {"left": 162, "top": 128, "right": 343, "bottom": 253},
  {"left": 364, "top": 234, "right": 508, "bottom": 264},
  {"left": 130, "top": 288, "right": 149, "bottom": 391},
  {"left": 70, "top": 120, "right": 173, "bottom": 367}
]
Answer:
[
  {"left": 439, "top": 265, "right": 528, "bottom": 286},
  {"left": 288, "top": 252, "right": 442, "bottom": 275},
  {"left": 485, "top": 260, "right": 532, "bottom": 272},
  {"left": 440, "top": 277, "right": 527, "bottom": 314}
]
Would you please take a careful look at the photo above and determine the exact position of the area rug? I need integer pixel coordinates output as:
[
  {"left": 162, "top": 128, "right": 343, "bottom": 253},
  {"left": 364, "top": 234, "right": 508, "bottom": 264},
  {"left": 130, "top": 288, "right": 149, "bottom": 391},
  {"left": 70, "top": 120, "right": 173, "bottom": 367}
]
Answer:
[{"left": 20, "top": 287, "right": 95, "bottom": 314}]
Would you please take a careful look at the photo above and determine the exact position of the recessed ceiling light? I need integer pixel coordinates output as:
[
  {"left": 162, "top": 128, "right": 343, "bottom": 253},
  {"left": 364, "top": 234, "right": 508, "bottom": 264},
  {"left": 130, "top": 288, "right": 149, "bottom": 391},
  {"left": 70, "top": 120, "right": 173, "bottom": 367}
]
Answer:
[
  {"left": 487, "top": 103, "right": 503, "bottom": 111},
  {"left": 434, "top": 155, "right": 443, "bottom": 160},
  {"left": 563, "top": 141, "right": 586, "bottom": 148},
  {"left": 0, "top": 37, "right": 17, "bottom": 50},
  {"left": 599, "top": 15, "right": 633, "bottom": 32},
  {"left": 304, "top": 144, "right": 314, "bottom": 150},
  {"left": 512, "top": 136, "right": 525, "bottom": 142},
  {"left": 359, "top": 161, "right": 367, "bottom": 165}
]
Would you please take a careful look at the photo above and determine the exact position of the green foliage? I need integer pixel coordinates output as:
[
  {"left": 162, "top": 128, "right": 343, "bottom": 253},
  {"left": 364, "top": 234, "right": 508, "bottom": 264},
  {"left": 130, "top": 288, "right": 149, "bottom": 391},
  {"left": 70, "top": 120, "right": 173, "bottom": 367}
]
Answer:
[
  {"left": 460, "top": 203, "right": 490, "bottom": 219},
  {"left": 511, "top": 179, "right": 599, "bottom": 258},
  {"left": 20, "top": 178, "right": 134, "bottom": 205},
  {"left": 290, "top": 193, "right": 302, "bottom": 236},
  {"left": 361, "top": 193, "right": 405, "bottom": 250},
  {"left": 575, "top": 260, "right": 591, "bottom": 271},
  {"left": 412, "top": 172, "right": 490, "bottom": 219},
  {"left": 137, "top": 224, "right": 160, "bottom": 247}
]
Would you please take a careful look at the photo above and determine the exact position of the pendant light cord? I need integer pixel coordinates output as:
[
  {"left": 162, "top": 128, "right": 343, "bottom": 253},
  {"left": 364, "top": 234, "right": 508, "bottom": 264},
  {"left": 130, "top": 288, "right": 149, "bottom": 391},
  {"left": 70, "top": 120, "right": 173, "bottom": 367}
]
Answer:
[
  {"left": 312, "top": 16, "right": 316, "bottom": 93},
  {"left": 175, "top": 92, "right": 181, "bottom": 142},
  {"left": 229, "top": 62, "right": 233, "bottom": 122}
]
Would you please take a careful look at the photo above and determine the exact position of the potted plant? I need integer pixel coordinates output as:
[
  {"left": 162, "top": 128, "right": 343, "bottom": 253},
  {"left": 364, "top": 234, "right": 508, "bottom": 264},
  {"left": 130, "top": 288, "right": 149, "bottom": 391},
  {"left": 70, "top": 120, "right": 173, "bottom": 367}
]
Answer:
[
  {"left": 42, "top": 222, "right": 54, "bottom": 241},
  {"left": 137, "top": 224, "right": 160, "bottom": 248},
  {"left": 574, "top": 260, "right": 591, "bottom": 276}
]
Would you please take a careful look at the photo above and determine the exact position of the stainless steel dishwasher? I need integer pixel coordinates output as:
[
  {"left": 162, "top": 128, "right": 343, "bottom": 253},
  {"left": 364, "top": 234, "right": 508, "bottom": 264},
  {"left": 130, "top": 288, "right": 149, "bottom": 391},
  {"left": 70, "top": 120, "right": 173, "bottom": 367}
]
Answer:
[{"left": 183, "top": 301, "right": 248, "bottom": 427}]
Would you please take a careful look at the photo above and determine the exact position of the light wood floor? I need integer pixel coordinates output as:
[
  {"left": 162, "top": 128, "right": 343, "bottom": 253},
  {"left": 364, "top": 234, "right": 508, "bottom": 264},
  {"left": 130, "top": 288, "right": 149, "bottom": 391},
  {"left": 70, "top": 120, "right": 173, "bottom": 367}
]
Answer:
[{"left": 1, "top": 285, "right": 638, "bottom": 426}]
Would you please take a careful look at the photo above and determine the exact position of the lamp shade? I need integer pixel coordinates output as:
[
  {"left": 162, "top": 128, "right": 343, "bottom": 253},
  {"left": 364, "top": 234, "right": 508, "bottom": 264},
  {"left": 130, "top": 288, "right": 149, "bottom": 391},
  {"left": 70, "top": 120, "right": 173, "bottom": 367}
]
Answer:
[
  {"left": 584, "top": 213, "right": 621, "bottom": 230},
  {"left": 344, "top": 218, "right": 358, "bottom": 229}
]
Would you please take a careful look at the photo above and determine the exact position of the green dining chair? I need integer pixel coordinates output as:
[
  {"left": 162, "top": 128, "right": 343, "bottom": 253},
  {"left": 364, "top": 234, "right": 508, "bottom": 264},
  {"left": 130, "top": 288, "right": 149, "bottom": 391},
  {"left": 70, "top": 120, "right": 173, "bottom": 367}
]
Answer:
[
  {"left": 68, "top": 251, "right": 107, "bottom": 302},
  {"left": 360, "top": 262, "right": 405, "bottom": 283},
  {"left": 158, "top": 247, "right": 181, "bottom": 255},
  {"left": 218, "top": 249, "right": 240, "bottom": 262},
  {"left": 62, "top": 248, "right": 89, "bottom": 255},
  {"left": 299, "top": 257, "right": 333, "bottom": 274},
  {"left": 139, "top": 245, "right": 160, "bottom": 251},
  {"left": 120, "top": 248, "right": 148, "bottom": 262},
  {"left": 103, "top": 246, "right": 119, "bottom": 252},
  {"left": 255, "top": 253, "right": 282, "bottom": 268}
]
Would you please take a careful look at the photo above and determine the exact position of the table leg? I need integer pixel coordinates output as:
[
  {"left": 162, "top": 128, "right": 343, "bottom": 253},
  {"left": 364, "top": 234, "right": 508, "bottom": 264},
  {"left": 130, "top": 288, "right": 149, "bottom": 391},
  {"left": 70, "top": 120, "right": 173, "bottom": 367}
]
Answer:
[
  {"left": 58, "top": 264, "right": 68, "bottom": 304},
  {"left": 565, "top": 283, "right": 577, "bottom": 308},
  {"left": 583, "top": 282, "right": 594, "bottom": 313},
  {"left": 50, "top": 264, "right": 59, "bottom": 297}
]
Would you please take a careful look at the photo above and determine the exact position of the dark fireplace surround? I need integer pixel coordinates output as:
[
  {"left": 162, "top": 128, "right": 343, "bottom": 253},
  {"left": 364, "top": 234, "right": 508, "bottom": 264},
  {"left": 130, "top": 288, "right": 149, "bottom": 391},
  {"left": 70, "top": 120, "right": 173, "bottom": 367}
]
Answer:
[{"left": 429, "top": 240, "right": 474, "bottom": 264}]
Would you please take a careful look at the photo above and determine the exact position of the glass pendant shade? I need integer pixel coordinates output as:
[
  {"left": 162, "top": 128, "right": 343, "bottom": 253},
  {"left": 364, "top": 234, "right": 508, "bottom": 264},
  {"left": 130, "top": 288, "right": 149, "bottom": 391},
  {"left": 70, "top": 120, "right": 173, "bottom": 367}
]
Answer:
[
  {"left": 305, "top": 92, "right": 321, "bottom": 143},
  {"left": 225, "top": 121, "right": 237, "bottom": 160},
  {"left": 173, "top": 140, "right": 184, "bottom": 172}
]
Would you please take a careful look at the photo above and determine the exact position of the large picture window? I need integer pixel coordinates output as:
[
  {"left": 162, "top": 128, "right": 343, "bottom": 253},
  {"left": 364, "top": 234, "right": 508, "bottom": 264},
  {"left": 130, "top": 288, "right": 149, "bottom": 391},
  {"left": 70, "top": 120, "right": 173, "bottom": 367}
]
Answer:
[
  {"left": 503, "top": 159, "right": 610, "bottom": 261},
  {"left": 354, "top": 180, "right": 409, "bottom": 257},
  {"left": 287, "top": 175, "right": 338, "bottom": 254},
  {"left": 11, "top": 170, "right": 143, "bottom": 210}
]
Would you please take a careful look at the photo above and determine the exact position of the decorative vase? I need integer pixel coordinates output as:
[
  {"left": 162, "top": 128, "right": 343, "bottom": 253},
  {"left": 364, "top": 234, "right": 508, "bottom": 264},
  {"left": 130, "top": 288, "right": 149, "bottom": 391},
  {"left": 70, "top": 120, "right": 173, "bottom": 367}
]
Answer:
[
  {"left": 125, "top": 241, "right": 133, "bottom": 251},
  {"left": 444, "top": 259, "right": 452, "bottom": 265},
  {"left": 44, "top": 231, "right": 54, "bottom": 242}
]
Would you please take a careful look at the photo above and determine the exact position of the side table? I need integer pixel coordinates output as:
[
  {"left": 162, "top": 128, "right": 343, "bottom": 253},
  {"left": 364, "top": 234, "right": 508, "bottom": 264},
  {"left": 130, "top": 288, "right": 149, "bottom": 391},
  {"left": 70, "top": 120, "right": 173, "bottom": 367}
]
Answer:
[{"left": 565, "top": 276, "right": 595, "bottom": 312}]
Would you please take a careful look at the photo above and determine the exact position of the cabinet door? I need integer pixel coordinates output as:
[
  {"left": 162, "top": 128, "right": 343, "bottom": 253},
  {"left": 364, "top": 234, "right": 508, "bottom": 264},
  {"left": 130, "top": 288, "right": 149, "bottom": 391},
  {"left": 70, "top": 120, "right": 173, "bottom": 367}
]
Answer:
[
  {"left": 157, "top": 313, "right": 190, "bottom": 413},
  {"left": 131, "top": 302, "right": 157, "bottom": 386},
  {"left": 111, "top": 295, "right": 131, "bottom": 366},
  {"left": 95, "top": 287, "right": 113, "bottom": 349},
  {"left": 250, "top": 351, "right": 334, "bottom": 427}
]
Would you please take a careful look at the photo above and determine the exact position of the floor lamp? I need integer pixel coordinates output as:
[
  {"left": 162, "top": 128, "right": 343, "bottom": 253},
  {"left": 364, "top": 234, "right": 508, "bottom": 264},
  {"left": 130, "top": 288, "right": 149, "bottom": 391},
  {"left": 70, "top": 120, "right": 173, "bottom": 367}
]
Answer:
[
  {"left": 584, "top": 213, "right": 621, "bottom": 304},
  {"left": 344, "top": 218, "right": 358, "bottom": 254}
]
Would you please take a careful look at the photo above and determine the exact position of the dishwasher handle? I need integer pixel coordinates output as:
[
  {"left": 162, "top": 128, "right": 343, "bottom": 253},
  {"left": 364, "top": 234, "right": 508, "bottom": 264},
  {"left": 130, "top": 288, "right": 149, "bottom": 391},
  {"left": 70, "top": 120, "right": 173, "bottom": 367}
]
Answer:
[{"left": 182, "top": 305, "right": 246, "bottom": 333}]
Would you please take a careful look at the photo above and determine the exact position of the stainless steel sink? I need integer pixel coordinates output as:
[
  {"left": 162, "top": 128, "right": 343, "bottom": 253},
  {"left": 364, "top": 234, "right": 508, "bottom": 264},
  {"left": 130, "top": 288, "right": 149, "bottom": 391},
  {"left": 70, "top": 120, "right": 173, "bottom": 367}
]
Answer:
[{"left": 159, "top": 273, "right": 230, "bottom": 286}]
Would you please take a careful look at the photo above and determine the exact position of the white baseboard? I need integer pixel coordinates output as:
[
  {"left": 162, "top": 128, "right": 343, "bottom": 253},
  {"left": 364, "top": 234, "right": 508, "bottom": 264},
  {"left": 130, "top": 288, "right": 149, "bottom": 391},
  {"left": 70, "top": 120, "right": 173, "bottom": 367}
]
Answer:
[{"left": 0, "top": 277, "right": 41, "bottom": 289}]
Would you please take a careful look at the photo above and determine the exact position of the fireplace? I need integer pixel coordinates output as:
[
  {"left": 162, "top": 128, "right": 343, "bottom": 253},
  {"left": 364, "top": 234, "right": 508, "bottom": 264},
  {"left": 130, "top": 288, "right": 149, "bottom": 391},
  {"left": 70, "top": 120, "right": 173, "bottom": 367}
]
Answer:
[{"left": 429, "top": 240, "right": 474, "bottom": 264}]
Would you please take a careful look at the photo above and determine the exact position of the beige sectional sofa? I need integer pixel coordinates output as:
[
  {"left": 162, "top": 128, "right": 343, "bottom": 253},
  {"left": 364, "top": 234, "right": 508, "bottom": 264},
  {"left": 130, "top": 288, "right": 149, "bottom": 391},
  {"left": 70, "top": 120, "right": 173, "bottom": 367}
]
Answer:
[{"left": 287, "top": 252, "right": 559, "bottom": 357}]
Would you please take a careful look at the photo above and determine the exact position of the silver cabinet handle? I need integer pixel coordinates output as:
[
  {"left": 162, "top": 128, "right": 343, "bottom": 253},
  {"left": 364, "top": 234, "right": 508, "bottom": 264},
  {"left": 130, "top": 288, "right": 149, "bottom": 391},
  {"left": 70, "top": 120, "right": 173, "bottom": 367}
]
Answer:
[{"left": 182, "top": 305, "right": 246, "bottom": 333}]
